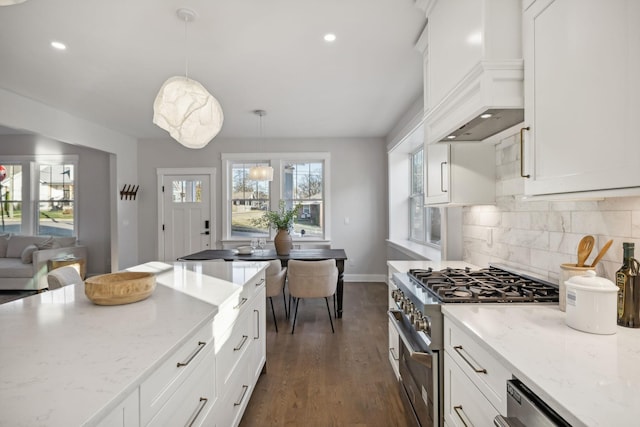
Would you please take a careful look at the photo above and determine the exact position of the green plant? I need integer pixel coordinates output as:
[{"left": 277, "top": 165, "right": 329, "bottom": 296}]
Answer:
[{"left": 252, "top": 200, "right": 302, "bottom": 230}]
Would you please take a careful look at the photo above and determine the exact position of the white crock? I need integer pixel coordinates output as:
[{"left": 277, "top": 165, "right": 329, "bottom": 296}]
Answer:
[{"left": 565, "top": 270, "right": 618, "bottom": 335}]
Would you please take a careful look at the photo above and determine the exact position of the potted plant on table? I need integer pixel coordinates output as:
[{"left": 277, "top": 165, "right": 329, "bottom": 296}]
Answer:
[{"left": 252, "top": 200, "right": 302, "bottom": 255}]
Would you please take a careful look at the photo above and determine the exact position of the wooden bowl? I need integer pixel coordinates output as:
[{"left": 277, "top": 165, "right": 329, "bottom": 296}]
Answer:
[{"left": 85, "top": 271, "right": 156, "bottom": 306}]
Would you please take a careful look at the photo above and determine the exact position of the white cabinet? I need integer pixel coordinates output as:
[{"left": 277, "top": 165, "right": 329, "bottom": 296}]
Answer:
[
  {"left": 522, "top": 0, "right": 640, "bottom": 196},
  {"left": 96, "top": 389, "right": 139, "bottom": 427},
  {"left": 211, "top": 271, "right": 266, "bottom": 427},
  {"left": 422, "top": 0, "right": 523, "bottom": 144},
  {"left": 443, "top": 317, "right": 510, "bottom": 426},
  {"left": 425, "top": 142, "right": 495, "bottom": 206}
]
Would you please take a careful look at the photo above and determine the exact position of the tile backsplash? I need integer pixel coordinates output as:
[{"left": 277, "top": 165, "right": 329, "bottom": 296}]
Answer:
[{"left": 462, "top": 133, "right": 640, "bottom": 285}]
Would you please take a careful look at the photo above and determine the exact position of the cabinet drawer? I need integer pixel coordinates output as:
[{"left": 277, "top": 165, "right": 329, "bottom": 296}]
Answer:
[
  {"left": 444, "top": 352, "right": 500, "bottom": 427},
  {"left": 140, "top": 324, "right": 213, "bottom": 425},
  {"left": 215, "top": 363, "right": 253, "bottom": 427},
  {"left": 214, "top": 271, "right": 265, "bottom": 336},
  {"left": 96, "top": 388, "right": 139, "bottom": 427},
  {"left": 215, "top": 308, "right": 253, "bottom": 391},
  {"left": 444, "top": 318, "right": 510, "bottom": 413},
  {"left": 148, "top": 344, "right": 216, "bottom": 427}
]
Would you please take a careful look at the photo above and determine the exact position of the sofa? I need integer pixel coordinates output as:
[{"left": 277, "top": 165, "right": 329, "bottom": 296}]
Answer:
[{"left": 0, "top": 234, "right": 88, "bottom": 291}]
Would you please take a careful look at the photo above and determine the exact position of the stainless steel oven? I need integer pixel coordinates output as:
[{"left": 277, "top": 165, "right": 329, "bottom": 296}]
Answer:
[
  {"left": 389, "top": 265, "right": 560, "bottom": 427},
  {"left": 389, "top": 310, "right": 438, "bottom": 427}
]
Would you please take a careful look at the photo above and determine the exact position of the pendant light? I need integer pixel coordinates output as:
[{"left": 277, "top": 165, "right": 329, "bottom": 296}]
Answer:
[
  {"left": 153, "top": 8, "right": 224, "bottom": 149},
  {"left": 248, "top": 110, "right": 274, "bottom": 181}
]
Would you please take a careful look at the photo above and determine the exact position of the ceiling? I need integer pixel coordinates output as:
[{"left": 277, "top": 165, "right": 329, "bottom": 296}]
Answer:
[{"left": 0, "top": 0, "right": 426, "bottom": 140}]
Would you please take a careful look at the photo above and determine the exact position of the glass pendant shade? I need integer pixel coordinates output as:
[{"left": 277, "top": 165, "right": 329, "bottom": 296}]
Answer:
[
  {"left": 153, "top": 76, "right": 224, "bottom": 149},
  {"left": 248, "top": 165, "right": 274, "bottom": 181}
]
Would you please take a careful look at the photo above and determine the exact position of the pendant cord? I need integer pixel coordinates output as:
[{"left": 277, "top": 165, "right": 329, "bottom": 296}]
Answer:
[{"left": 183, "top": 16, "right": 189, "bottom": 78}]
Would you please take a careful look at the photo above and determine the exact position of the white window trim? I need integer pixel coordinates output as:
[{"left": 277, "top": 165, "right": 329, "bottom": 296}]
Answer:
[
  {"left": 221, "top": 152, "right": 331, "bottom": 243},
  {"left": 0, "top": 154, "right": 79, "bottom": 236}
]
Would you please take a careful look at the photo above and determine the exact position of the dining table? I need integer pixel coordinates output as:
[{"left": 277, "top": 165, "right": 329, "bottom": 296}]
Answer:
[{"left": 178, "top": 248, "right": 348, "bottom": 318}]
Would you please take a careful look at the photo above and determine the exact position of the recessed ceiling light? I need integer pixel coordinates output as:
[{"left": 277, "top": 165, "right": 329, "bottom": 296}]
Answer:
[
  {"left": 480, "top": 113, "right": 493, "bottom": 119},
  {"left": 51, "top": 41, "right": 66, "bottom": 50},
  {"left": 446, "top": 135, "right": 456, "bottom": 140},
  {"left": 324, "top": 33, "right": 336, "bottom": 42}
]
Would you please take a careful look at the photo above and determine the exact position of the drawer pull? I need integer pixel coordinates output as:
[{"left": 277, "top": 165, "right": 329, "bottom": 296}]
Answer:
[
  {"left": 389, "top": 347, "right": 399, "bottom": 361},
  {"left": 234, "top": 335, "right": 249, "bottom": 351},
  {"left": 453, "top": 405, "right": 470, "bottom": 427},
  {"left": 185, "top": 397, "right": 208, "bottom": 427},
  {"left": 176, "top": 341, "right": 206, "bottom": 368},
  {"left": 254, "top": 309, "right": 260, "bottom": 340},
  {"left": 256, "top": 278, "right": 265, "bottom": 287},
  {"left": 453, "top": 345, "right": 487, "bottom": 374},
  {"left": 234, "top": 297, "right": 248, "bottom": 309},
  {"left": 233, "top": 385, "right": 249, "bottom": 406},
  {"left": 520, "top": 126, "right": 530, "bottom": 178}
]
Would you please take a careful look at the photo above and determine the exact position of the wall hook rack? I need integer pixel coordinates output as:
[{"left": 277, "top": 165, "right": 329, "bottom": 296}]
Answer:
[{"left": 120, "top": 184, "right": 139, "bottom": 200}]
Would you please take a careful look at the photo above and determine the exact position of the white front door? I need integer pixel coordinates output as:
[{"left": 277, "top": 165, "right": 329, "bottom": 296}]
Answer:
[{"left": 158, "top": 169, "right": 214, "bottom": 262}]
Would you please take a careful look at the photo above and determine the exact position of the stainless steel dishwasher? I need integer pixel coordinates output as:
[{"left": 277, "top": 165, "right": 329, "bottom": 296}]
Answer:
[{"left": 494, "top": 378, "right": 571, "bottom": 427}]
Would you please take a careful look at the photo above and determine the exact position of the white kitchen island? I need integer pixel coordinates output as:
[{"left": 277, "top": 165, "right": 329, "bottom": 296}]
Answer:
[
  {"left": 0, "top": 261, "right": 267, "bottom": 427},
  {"left": 443, "top": 304, "right": 640, "bottom": 427}
]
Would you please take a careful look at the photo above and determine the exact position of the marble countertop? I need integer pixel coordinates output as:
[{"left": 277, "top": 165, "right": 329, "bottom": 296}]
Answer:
[
  {"left": 442, "top": 304, "right": 640, "bottom": 426},
  {"left": 0, "top": 260, "right": 266, "bottom": 427}
]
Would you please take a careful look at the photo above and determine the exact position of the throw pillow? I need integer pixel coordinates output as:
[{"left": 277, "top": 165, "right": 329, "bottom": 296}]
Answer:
[
  {"left": 21, "top": 244, "right": 38, "bottom": 264},
  {"left": 53, "top": 236, "right": 77, "bottom": 248},
  {"left": 36, "top": 236, "right": 55, "bottom": 250}
]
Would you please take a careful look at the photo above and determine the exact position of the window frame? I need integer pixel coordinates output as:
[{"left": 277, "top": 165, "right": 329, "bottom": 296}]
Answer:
[
  {"left": 0, "top": 155, "right": 79, "bottom": 237},
  {"left": 221, "top": 152, "right": 331, "bottom": 243},
  {"left": 408, "top": 147, "right": 440, "bottom": 249}
]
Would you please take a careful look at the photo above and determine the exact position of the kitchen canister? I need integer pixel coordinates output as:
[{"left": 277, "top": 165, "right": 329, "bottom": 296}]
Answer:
[
  {"left": 565, "top": 270, "right": 618, "bottom": 335},
  {"left": 559, "top": 263, "right": 595, "bottom": 311}
]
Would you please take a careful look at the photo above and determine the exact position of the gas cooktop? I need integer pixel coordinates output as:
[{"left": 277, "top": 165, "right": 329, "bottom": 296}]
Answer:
[{"left": 407, "top": 265, "right": 559, "bottom": 303}]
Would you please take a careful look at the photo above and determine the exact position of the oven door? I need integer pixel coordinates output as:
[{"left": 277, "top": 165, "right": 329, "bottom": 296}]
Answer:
[{"left": 389, "top": 310, "right": 438, "bottom": 427}]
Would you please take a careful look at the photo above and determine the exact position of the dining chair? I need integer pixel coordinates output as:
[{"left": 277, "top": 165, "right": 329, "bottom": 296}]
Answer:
[
  {"left": 47, "top": 265, "right": 84, "bottom": 290},
  {"left": 287, "top": 259, "right": 338, "bottom": 334},
  {"left": 265, "top": 259, "right": 288, "bottom": 333}
]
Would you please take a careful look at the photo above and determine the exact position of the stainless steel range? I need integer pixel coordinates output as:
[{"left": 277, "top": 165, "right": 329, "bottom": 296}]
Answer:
[{"left": 388, "top": 265, "right": 559, "bottom": 427}]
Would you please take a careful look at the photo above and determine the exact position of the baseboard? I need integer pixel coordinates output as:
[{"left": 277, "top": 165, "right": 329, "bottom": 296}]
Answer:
[{"left": 344, "top": 274, "right": 386, "bottom": 283}]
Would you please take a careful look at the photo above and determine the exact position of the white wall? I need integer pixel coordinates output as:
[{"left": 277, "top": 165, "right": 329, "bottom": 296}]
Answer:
[
  {"left": 0, "top": 88, "right": 138, "bottom": 270},
  {"left": 136, "top": 137, "right": 388, "bottom": 280},
  {"left": 463, "top": 132, "right": 640, "bottom": 285}
]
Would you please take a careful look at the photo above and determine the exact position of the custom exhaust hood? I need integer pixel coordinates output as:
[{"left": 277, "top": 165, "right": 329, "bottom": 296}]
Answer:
[{"left": 441, "top": 108, "right": 524, "bottom": 142}]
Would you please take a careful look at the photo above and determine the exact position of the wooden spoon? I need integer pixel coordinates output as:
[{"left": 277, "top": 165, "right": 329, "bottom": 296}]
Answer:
[
  {"left": 590, "top": 239, "right": 614, "bottom": 268},
  {"left": 577, "top": 235, "right": 595, "bottom": 267}
]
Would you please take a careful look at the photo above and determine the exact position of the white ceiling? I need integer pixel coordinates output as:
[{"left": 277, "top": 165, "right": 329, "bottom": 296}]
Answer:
[{"left": 0, "top": 0, "right": 426, "bottom": 140}]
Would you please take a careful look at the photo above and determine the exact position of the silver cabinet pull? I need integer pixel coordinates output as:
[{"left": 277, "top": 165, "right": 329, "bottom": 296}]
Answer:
[
  {"left": 185, "top": 397, "right": 208, "bottom": 427},
  {"left": 453, "top": 405, "right": 471, "bottom": 427},
  {"left": 233, "top": 385, "right": 249, "bottom": 406},
  {"left": 176, "top": 341, "right": 206, "bottom": 367},
  {"left": 234, "top": 297, "right": 248, "bottom": 309},
  {"left": 233, "top": 335, "right": 248, "bottom": 351},
  {"left": 389, "top": 347, "right": 399, "bottom": 361},
  {"left": 256, "top": 278, "right": 265, "bottom": 287},
  {"left": 453, "top": 345, "right": 487, "bottom": 374},
  {"left": 520, "top": 126, "right": 530, "bottom": 178},
  {"left": 440, "top": 161, "right": 448, "bottom": 192},
  {"left": 254, "top": 309, "right": 260, "bottom": 340}
]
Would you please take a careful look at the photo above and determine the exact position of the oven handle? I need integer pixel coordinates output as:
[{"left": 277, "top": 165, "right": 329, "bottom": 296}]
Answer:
[
  {"left": 493, "top": 415, "right": 513, "bottom": 427},
  {"left": 388, "top": 310, "right": 433, "bottom": 368}
]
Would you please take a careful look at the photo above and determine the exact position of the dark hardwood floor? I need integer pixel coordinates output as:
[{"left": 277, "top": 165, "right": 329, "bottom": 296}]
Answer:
[{"left": 240, "top": 282, "right": 416, "bottom": 427}]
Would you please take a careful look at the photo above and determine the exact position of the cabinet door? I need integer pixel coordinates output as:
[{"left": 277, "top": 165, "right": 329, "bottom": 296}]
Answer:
[
  {"left": 425, "top": 143, "right": 450, "bottom": 204},
  {"left": 523, "top": 0, "right": 640, "bottom": 195},
  {"left": 96, "top": 389, "right": 139, "bottom": 427}
]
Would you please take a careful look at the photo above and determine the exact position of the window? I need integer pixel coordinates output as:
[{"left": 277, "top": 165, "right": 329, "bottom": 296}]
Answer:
[
  {"left": 37, "top": 163, "right": 75, "bottom": 236},
  {"left": 0, "top": 156, "right": 78, "bottom": 237},
  {"left": 0, "top": 164, "right": 23, "bottom": 234},
  {"left": 409, "top": 148, "right": 441, "bottom": 247},
  {"left": 222, "top": 153, "right": 329, "bottom": 242}
]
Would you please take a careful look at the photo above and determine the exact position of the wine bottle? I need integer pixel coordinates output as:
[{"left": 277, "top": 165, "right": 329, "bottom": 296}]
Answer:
[{"left": 616, "top": 242, "right": 640, "bottom": 328}]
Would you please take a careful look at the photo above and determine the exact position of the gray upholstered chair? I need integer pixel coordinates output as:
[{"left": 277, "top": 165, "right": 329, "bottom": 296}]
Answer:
[
  {"left": 287, "top": 259, "right": 338, "bottom": 334},
  {"left": 47, "top": 265, "right": 83, "bottom": 290},
  {"left": 265, "top": 260, "right": 287, "bottom": 333}
]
